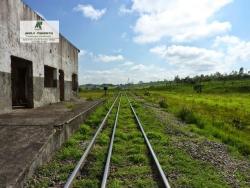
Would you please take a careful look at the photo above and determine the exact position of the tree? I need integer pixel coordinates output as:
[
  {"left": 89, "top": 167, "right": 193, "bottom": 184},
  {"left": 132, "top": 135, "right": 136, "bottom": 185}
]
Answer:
[
  {"left": 174, "top": 75, "right": 181, "bottom": 83},
  {"left": 193, "top": 84, "right": 203, "bottom": 93},
  {"left": 239, "top": 67, "right": 244, "bottom": 75}
]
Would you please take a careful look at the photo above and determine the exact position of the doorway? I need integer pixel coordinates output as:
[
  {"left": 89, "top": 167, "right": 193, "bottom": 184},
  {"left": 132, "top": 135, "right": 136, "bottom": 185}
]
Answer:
[
  {"left": 59, "top": 70, "right": 64, "bottom": 101},
  {"left": 11, "top": 56, "right": 33, "bottom": 108}
]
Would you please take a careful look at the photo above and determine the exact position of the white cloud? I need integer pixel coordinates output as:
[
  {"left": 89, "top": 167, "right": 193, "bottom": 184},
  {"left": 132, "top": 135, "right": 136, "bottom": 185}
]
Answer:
[
  {"left": 74, "top": 4, "right": 106, "bottom": 20},
  {"left": 79, "top": 49, "right": 87, "bottom": 57},
  {"left": 79, "top": 49, "right": 124, "bottom": 63},
  {"left": 79, "top": 64, "right": 172, "bottom": 84},
  {"left": 150, "top": 35, "right": 250, "bottom": 74},
  {"left": 130, "top": 63, "right": 148, "bottom": 71},
  {"left": 79, "top": 34, "right": 250, "bottom": 84},
  {"left": 95, "top": 54, "right": 124, "bottom": 63},
  {"left": 214, "top": 35, "right": 250, "bottom": 62},
  {"left": 127, "top": 0, "right": 232, "bottom": 43},
  {"left": 150, "top": 45, "right": 225, "bottom": 72}
]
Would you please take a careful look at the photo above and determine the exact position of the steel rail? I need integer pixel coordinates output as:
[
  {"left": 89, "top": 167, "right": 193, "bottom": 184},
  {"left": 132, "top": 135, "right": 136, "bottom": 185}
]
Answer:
[
  {"left": 55, "top": 100, "right": 103, "bottom": 128},
  {"left": 126, "top": 94, "right": 171, "bottom": 188},
  {"left": 64, "top": 95, "right": 119, "bottom": 188},
  {"left": 66, "top": 100, "right": 103, "bottom": 124},
  {"left": 101, "top": 97, "right": 121, "bottom": 188}
]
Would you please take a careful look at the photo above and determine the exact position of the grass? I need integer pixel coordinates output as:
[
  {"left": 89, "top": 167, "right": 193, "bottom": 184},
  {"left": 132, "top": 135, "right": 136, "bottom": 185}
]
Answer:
[
  {"left": 130, "top": 98, "right": 236, "bottom": 188},
  {"left": 135, "top": 89, "right": 250, "bottom": 157},
  {"left": 26, "top": 90, "right": 249, "bottom": 187},
  {"left": 135, "top": 79, "right": 250, "bottom": 94},
  {"left": 73, "top": 109, "right": 116, "bottom": 187},
  {"left": 74, "top": 97, "right": 158, "bottom": 187},
  {"left": 108, "top": 97, "right": 158, "bottom": 187},
  {"left": 79, "top": 89, "right": 118, "bottom": 100},
  {"left": 79, "top": 90, "right": 105, "bottom": 100},
  {"left": 25, "top": 98, "right": 114, "bottom": 188},
  {"left": 159, "top": 99, "right": 169, "bottom": 109}
]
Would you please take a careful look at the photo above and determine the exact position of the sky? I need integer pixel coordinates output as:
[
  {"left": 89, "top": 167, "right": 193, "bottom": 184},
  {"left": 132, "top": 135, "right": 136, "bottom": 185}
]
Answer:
[{"left": 23, "top": 0, "right": 250, "bottom": 84}]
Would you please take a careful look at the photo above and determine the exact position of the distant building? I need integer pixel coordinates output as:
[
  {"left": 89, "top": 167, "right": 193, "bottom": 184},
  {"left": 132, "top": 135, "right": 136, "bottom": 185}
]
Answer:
[{"left": 0, "top": 0, "right": 79, "bottom": 114}]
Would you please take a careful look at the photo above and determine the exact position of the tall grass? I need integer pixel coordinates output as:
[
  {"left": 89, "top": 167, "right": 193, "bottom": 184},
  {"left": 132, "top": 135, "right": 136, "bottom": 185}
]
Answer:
[{"left": 138, "top": 89, "right": 250, "bottom": 157}]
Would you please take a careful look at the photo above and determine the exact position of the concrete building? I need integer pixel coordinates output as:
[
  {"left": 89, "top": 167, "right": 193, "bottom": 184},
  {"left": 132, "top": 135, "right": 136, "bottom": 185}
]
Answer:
[{"left": 0, "top": 0, "right": 79, "bottom": 114}]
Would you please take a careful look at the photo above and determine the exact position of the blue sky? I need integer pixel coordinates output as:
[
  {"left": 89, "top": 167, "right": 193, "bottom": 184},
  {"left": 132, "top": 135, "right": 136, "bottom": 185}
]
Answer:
[{"left": 23, "top": 0, "right": 250, "bottom": 84}]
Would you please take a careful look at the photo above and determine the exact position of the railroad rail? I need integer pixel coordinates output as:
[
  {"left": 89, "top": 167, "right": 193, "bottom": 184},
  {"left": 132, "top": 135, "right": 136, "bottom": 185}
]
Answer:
[
  {"left": 101, "top": 97, "right": 121, "bottom": 188},
  {"left": 64, "top": 95, "right": 119, "bottom": 188},
  {"left": 64, "top": 93, "right": 171, "bottom": 188},
  {"left": 126, "top": 94, "right": 171, "bottom": 188}
]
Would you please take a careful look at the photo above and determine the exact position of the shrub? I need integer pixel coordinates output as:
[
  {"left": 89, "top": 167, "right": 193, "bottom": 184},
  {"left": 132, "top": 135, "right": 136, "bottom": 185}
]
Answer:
[
  {"left": 232, "top": 117, "right": 243, "bottom": 129},
  {"left": 177, "top": 107, "right": 196, "bottom": 123},
  {"left": 177, "top": 107, "right": 205, "bottom": 128},
  {"left": 159, "top": 99, "right": 168, "bottom": 109},
  {"left": 144, "top": 91, "right": 150, "bottom": 96},
  {"left": 193, "top": 84, "right": 203, "bottom": 93},
  {"left": 238, "top": 143, "right": 250, "bottom": 156}
]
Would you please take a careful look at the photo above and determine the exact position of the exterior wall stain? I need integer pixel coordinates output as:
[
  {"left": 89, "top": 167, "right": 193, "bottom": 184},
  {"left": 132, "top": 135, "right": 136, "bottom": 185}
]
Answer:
[{"left": 0, "top": 0, "right": 79, "bottom": 114}]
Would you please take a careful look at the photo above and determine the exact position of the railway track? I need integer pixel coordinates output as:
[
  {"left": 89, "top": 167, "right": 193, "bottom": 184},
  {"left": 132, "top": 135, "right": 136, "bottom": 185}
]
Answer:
[{"left": 64, "top": 93, "right": 171, "bottom": 188}]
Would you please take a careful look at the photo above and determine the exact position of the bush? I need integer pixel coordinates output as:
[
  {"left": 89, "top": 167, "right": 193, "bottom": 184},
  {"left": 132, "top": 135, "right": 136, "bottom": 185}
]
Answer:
[
  {"left": 159, "top": 99, "right": 168, "bottom": 109},
  {"left": 177, "top": 107, "right": 196, "bottom": 123},
  {"left": 193, "top": 84, "right": 203, "bottom": 93},
  {"left": 144, "top": 91, "right": 150, "bottom": 96},
  {"left": 238, "top": 143, "right": 250, "bottom": 156},
  {"left": 232, "top": 117, "right": 243, "bottom": 129},
  {"left": 177, "top": 107, "right": 205, "bottom": 128}
]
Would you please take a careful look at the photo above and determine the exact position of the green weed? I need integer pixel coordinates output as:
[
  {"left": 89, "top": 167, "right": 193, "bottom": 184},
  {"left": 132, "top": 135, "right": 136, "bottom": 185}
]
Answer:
[{"left": 159, "top": 99, "right": 169, "bottom": 109}]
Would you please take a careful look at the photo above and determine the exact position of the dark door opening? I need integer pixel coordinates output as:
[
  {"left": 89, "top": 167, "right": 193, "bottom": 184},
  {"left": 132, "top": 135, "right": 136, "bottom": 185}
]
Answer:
[
  {"left": 11, "top": 56, "right": 33, "bottom": 108},
  {"left": 59, "top": 70, "right": 64, "bottom": 101},
  {"left": 72, "top": 73, "right": 78, "bottom": 92}
]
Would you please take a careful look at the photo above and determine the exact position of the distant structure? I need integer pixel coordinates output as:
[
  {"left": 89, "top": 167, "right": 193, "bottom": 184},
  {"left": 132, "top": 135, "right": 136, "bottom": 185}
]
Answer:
[{"left": 0, "top": 0, "right": 79, "bottom": 114}]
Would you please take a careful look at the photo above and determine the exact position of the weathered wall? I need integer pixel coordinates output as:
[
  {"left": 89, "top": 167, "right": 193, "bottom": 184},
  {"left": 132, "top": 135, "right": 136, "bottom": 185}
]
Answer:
[
  {"left": 0, "top": 72, "right": 11, "bottom": 113},
  {"left": 0, "top": 0, "right": 79, "bottom": 114}
]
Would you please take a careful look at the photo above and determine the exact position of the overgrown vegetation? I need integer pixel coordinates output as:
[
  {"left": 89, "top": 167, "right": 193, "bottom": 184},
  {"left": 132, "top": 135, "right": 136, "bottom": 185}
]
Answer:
[
  {"left": 25, "top": 99, "right": 113, "bottom": 187},
  {"left": 74, "top": 97, "right": 158, "bottom": 187},
  {"left": 159, "top": 99, "right": 168, "bottom": 109},
  {"left": 132, "top": 78, "right": 250, "bottom": 158},
  {"left": 130, "top": 98, "right": 233, "bottom": 188},
  {"left": 107, "top": 97, "right": 158, "bottom": 187}
]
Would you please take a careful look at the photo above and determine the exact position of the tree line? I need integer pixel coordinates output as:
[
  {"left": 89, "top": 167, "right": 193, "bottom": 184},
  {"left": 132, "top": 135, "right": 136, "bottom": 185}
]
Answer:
[{"left": 173, "top": 67, "right": 250, "bottom": 84}]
